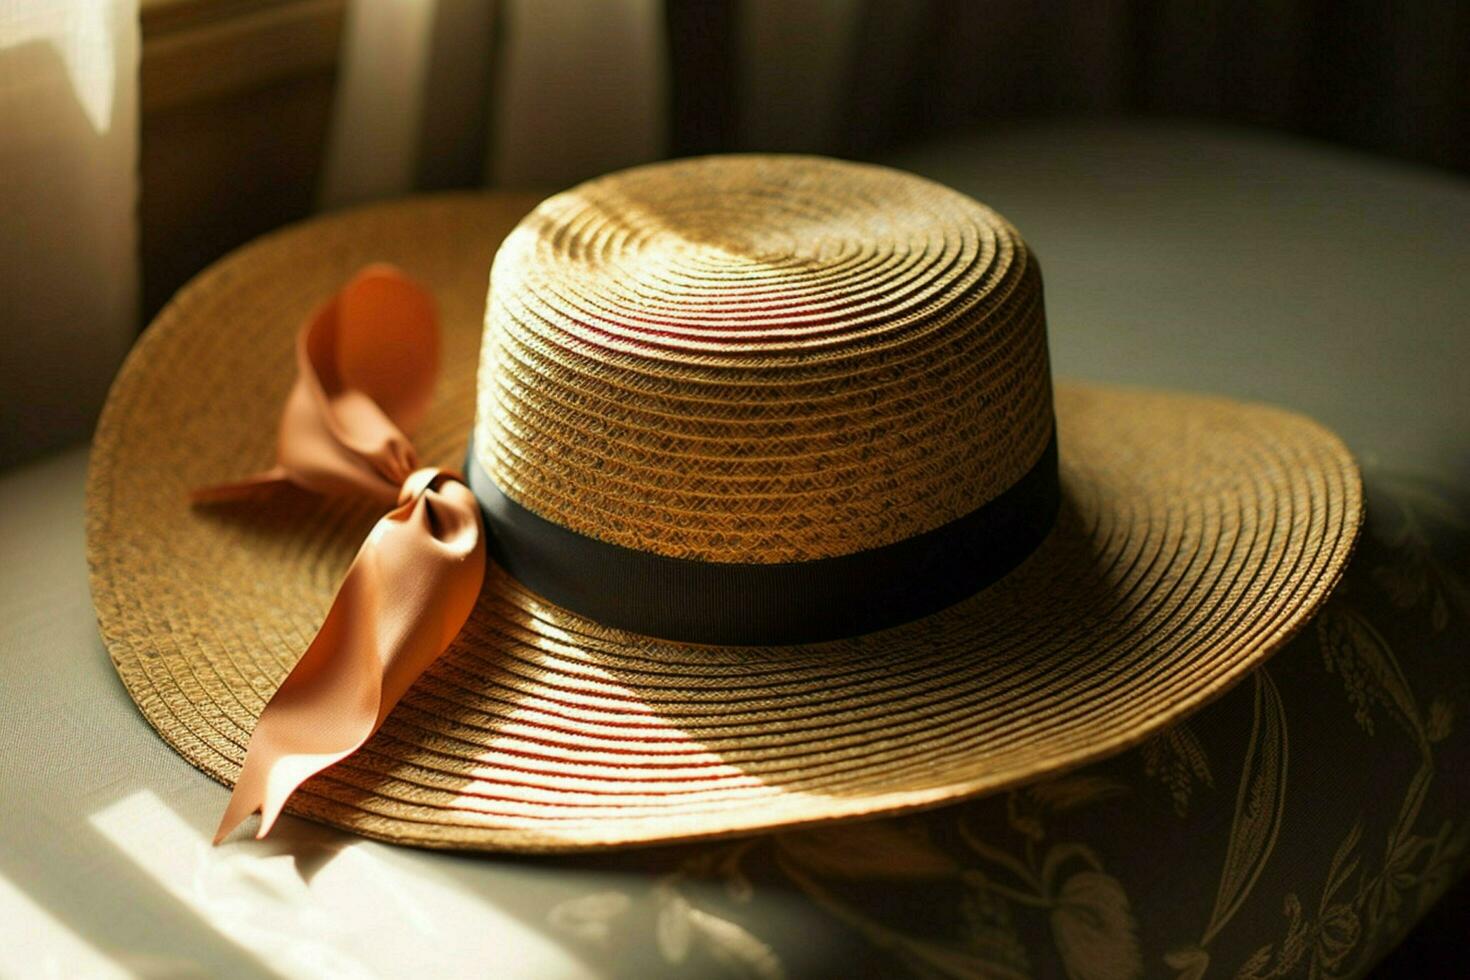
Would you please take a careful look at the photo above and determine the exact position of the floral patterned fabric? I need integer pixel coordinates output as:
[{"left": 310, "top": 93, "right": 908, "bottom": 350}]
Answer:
[{"left": 537, "top": 471, "right": 1470, "bottom": 979}]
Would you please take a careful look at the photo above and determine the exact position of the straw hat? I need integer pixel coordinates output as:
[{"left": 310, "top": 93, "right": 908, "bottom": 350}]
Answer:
[{"left": 87, "top": 156, "right": 1362, "bottom": 851}]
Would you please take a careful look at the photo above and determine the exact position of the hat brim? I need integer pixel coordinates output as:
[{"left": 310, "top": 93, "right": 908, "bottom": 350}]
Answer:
[{"left": 87, "top": 194, "right": 1362, "bottom": 851}]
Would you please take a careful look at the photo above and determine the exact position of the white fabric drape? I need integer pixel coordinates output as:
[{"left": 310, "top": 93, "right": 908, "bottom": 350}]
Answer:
[{"left": 0, "top": 0, "right": 139, "bottom": 467}]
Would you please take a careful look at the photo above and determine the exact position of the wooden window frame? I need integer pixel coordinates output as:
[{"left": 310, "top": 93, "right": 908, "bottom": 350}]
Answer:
[{"left": 139, "top": 0, "right": 347, "bottom": 318}]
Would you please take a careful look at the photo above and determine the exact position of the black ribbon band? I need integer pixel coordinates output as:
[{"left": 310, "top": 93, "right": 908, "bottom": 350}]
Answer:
[{"left": 466, "top": 430, "right": 1060, "bottom": 646}]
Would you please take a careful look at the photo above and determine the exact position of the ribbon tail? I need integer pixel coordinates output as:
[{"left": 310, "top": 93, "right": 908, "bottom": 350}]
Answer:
[
  {"left": 216, "top": 742, "right": 365, "bottom": 843},
  {"left": 191, "top": 466, "right": 297, "bottom": 504},
  {"left": 214, "top": 475, "right": 485, "bottom": 843},
  {"left": 214, "top": 544, "right": 387, "bottom": 842}
]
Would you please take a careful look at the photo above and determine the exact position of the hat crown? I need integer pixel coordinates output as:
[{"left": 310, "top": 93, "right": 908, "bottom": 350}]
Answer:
[{"left": 474, "top": 155, "right": 1053, "bottom": 563}]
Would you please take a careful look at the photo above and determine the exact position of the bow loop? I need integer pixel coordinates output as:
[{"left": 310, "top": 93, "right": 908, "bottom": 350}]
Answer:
[
  {"left": 198, "top": 267, "right": 486, "bottom": 843},
  {"left": 192, "top": 264, "right": 438, "bottom": 507}
]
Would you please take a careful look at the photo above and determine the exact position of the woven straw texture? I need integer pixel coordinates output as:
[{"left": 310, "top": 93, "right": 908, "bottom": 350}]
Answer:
[
  {"left": 88, "top": 187, "right": 1362, "bottom": 851},
  {"left": 477, "top": 157, "right": 1052, "bottom": 561}
]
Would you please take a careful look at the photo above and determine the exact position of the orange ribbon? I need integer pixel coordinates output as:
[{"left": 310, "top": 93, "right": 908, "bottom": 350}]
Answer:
[{"left": 196, "top": 265, "right": 486, "bottom": 843}]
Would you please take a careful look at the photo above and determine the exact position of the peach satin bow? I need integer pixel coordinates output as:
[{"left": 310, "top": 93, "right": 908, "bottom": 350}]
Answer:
[{"left": 195, "top": 265, "right": 486, "bottom": 843}]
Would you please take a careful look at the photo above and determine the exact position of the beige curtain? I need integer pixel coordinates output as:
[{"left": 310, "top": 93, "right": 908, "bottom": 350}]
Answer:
[
  {"left": 316, "top": 0, "right": 871, "bottom": 203},
  {"left": 319, "top": 0, "right": 670, "bottom": 204},
  {"left": 0, "top": 0, "right": 140, "bottom": 468},
  {"left": 318, "top": 1, "right": 441, "bottom": 209},
  {"left": 490, "top": 0, "right": 667, "bottom": 188},
  {"left": 735, "top": 0, "right": 861, "bottom": 152}
]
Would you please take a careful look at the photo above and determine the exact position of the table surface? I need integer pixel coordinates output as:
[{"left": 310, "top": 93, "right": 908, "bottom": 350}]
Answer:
[{"left": 2, "top": 120, "right": 1467, "bottom": 979}]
